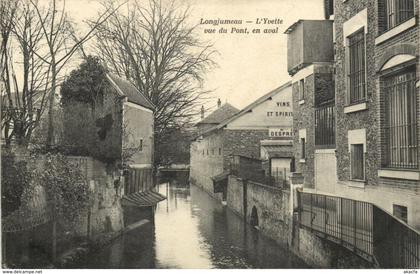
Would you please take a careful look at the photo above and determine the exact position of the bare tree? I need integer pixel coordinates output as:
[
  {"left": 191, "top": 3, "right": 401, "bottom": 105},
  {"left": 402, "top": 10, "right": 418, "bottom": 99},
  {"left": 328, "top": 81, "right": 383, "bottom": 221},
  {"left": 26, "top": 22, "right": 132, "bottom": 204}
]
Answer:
[
  {"left": 1, "top": 0, "right": 120, "bottom": 148},
  {"left": 28, "top": 0, "right": 121, "bottom": 149},
  {"left": 93, "top": 0, "right": 216, "bottom": 164},
  {"left": 0, "top": 0, "right": 52, "bottom": 146}
]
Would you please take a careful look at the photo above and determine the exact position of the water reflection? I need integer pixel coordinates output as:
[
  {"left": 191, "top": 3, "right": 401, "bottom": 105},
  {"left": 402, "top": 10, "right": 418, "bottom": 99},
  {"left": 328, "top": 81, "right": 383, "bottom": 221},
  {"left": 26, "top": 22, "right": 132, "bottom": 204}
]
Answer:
[{"left": 84, "top": 179, "right": 307, "bottom": 268}]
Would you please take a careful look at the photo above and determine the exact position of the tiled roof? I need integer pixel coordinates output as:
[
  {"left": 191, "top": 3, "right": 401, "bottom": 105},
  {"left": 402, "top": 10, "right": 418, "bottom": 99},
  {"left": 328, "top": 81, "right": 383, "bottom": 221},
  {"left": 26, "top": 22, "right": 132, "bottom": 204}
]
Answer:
[
  {"left": 107, "top": 74, "right": 155, "bottom": 111},
  {"left": 197, "top": 103, "right": 239, "bottom": 125}
]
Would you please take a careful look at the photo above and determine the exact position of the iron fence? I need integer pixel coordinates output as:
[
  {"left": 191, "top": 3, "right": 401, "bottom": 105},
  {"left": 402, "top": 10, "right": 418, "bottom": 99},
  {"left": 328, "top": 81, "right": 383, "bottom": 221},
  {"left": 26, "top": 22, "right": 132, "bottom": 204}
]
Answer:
[{"left": 297, "top": 190, "right": 420, "bottom": 268}]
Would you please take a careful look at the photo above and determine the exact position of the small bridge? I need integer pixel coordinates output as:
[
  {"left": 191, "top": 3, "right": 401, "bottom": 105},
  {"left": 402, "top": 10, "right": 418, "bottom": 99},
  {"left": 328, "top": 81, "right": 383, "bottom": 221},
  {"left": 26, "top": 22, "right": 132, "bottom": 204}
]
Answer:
[{"left": 158, "top": 164, "right": 190, "bottom": 172}]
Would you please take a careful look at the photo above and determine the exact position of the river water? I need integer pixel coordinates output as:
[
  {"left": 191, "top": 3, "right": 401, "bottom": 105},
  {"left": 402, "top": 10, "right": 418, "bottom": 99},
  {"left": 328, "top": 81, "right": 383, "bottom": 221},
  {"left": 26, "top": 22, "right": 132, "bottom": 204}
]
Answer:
[{"left": 83, "top": 179, "right": 307, "bottom": 269}]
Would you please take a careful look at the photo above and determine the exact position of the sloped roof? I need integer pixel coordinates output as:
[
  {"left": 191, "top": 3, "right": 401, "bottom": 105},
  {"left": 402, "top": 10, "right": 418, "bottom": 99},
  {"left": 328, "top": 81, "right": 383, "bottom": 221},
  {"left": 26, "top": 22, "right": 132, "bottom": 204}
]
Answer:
[
  {"left": 199, "top": 81, "right": 292, "bottom": 137},
  {"left": 263, "top": 145, "right": 293, "bottom": 158},
  {"left": 107, "top": 74, "right": 155, "bottom": 111},
  {"left": 121, "top": 190, "right": 166, "bottom": 207},
  {"left": 197, "top": 103, "right": 239, "bottom": 125}
]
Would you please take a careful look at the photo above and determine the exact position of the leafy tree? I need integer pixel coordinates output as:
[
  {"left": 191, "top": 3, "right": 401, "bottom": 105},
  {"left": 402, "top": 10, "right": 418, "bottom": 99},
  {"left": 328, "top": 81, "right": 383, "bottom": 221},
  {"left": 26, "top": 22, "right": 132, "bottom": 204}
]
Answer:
[{"left": 61, "top": 56, "right": 108, "bottom": 107}]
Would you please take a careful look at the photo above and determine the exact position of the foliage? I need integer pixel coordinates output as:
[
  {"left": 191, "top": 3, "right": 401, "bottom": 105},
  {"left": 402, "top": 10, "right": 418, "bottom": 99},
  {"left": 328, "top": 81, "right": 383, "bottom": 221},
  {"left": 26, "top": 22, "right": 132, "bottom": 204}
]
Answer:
[
  {"left": 61, "top": 56, "right": 108, "bottom": 107},
  {"left": 156, "top": 127, "right": 192, "bottom": 165},
  {"left": 1, "top": 149, "right": 32, "bottom": 217},
  {"left": 33, "top": 153, "right": 92, "bottom": 223},
  {"left": 60, "top": 57, "right": 140, "bottom": 165}
]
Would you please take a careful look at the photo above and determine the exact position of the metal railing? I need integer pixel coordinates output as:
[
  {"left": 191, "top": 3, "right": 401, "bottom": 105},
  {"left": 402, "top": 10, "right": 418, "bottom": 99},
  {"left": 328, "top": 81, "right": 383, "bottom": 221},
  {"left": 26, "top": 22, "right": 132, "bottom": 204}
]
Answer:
[
  {"left": 297, "top": 190, "right": 420, "bottom": 268},
  {"left": 315, "top": 103, "right": 335, "bottom": 148}
]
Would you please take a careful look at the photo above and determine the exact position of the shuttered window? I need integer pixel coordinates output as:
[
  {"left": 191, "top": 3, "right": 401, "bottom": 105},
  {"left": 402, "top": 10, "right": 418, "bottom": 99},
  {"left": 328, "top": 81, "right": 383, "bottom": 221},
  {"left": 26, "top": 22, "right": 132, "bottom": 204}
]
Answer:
[
  {"left": 382, "top": 68, "right": 417, "bottom": 169},
  {"left": 351, "top": 144, "right": 364, "bottom": 180},
  {"left": 348, "top": 29, "right": 366, "bottom": 105}
]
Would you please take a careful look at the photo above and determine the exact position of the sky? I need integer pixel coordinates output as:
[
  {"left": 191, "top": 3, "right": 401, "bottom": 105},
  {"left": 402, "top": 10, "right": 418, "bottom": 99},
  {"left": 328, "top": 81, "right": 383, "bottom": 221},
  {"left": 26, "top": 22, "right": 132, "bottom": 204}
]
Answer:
[{"left": 41, "top": 0, "right": 325, "bottom": 111}]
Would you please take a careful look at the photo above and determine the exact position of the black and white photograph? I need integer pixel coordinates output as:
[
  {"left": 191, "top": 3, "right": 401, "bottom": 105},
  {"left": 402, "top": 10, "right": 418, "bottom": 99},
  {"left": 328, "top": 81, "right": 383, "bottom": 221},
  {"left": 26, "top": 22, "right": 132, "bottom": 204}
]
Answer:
[{"left": 0, "top": 0, "right": 419, "bottom": 270}]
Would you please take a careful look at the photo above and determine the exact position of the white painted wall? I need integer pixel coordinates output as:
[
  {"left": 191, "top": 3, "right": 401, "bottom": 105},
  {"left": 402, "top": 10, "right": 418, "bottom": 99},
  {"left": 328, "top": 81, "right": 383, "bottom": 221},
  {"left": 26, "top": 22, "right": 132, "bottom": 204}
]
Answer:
[{"left": 225, "top": 85, "right": 293, "bottom": 132}]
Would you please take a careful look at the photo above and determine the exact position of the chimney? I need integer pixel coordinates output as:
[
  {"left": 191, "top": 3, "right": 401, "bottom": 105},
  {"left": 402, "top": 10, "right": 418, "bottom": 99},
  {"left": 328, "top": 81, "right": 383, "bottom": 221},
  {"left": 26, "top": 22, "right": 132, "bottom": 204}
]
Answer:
[
  {"left": 217, "top": 98, "right": 221, "bottom": 108},
  {"left": 201, "top": 105, "right": 205, "bottom": 119}
]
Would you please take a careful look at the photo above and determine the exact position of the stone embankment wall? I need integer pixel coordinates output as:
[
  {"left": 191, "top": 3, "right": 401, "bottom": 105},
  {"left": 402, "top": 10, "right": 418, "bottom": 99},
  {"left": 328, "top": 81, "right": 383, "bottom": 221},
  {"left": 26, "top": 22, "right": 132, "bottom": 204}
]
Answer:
[
  {"left": 67, "top": 156, "right": 124, "bottom": 240},
  {"left": 226, "top": 175, "right": 290, "bottom": 246},
  {"left": 226, "top": 174, "right": 375, "bottom": 268}
]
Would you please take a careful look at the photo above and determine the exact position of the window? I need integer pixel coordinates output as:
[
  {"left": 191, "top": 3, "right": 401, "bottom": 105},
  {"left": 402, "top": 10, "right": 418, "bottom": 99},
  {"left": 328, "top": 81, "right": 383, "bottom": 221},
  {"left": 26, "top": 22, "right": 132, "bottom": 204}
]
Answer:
[
  {"left": 300, "top": 138, "right": 306, "bottom": 159},
  {"left": 315, "top": 103, "right": 335, "bottom": 147},
  {"left": 299, "top": 79, "right": 305, "bottom": 101},
  {"left": 381, "top": 0, "right": 414, "bottom": 32},
  {"left": 212, "top": 148, "right": 214, "bottom": 155},
  {"left": 382, "top": 67, "right": 417, "bottom": 169},
  {"left": 139, "top": 139, "right": 143, "bottom": 151},
  {"left": 351, "top": 144, "right": 364, "bottom": 180},
  {"left": 348, "top": 29, "right": 366, "bottom": 105},
  {"left": 219, "top": 148, "right": 222, "bottom": 155},
  {"left": 393, "top": 204, "right": 408, "bottom": 223}
]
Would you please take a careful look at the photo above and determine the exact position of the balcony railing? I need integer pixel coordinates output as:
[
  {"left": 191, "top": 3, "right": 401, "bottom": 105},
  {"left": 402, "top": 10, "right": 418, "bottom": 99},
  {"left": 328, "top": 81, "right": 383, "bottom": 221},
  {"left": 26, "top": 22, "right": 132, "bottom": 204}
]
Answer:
[{"left": 297, "top": 190, "right": 420, "bottom": 268}]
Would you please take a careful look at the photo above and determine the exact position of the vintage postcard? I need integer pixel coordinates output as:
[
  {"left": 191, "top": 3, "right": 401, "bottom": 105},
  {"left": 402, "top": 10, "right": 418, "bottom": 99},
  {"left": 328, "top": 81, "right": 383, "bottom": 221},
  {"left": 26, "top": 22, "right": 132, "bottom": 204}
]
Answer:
[{"left": 0, "top": 0, "right": 419, "bottom": 271}]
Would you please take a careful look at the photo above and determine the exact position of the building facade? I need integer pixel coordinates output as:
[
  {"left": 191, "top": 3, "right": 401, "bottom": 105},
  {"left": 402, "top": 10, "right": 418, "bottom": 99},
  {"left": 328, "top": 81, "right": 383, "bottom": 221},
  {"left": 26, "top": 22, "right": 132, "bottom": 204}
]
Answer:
[
  {"left": 190, "top": 83, "right": 293, "bottom": 200},
  {"left": 287, "top": 0, "right": 420, "bottom": 230}
]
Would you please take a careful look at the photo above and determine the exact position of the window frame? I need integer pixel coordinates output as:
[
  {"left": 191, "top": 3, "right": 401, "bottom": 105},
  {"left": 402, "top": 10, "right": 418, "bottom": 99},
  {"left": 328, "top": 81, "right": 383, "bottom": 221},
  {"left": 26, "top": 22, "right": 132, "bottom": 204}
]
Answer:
[
  {"left": 300, "top": 137, "right": 306, "bottom": 160},
  {"left": 299, "top": 79, "right": 305, "bottom": 101},
  {"left": 380, "top": 0, "right": 415, "bottom": 34},
  {"left": 350, "top": 143, "right": 365, "bottom": 181},
  {"left": 381, "top": 65, "right": 418, "bottom": 170},
  {"left": 393, "top": 204, "right": 408, "bottom": 223},
  {"left": 315, "top": 102, "right": 336, "bottom": 148},
  {"left": 347, "top": 28, "right": 367, "bottom": 105}
]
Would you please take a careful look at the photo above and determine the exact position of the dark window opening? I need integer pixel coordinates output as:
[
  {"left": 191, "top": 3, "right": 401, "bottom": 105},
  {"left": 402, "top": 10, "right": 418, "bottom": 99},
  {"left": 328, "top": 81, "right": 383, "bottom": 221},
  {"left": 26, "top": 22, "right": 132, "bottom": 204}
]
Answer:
[
  {"left": 393, "top": 204, "right": 408, "bottom": 223},
  {"left": 300, "top": 138, "right": 306, "bottom": 159},
  {"left": 351, "top": 144, "right": 364, "bottom": 180},
  {"left": 299, "top": 79, "right": 305, "bottom": 101},
  {"left": 250, "top": 206, "right": 259, "bottom": 227},
  {"left": 348, "top": 29, "right": 366, "bottom": 105},
  {"left": 382, "top": 67, "right": 417, "bottom": 169},
  {"left": 219, "top": 148, "right": 222, "bottom": 155},
  {"left": 315, "top": 103, "right": 335, "bottom": 148}
]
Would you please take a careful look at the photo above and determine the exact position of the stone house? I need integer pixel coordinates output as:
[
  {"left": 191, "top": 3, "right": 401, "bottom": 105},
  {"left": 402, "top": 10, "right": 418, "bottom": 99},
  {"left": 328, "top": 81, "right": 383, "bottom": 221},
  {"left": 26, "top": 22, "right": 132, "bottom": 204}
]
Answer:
[
  {"left": 63, "top": 73, "right": 165, "bottom": 223},
  {"left": 286, "top": 0, "right": 420, "bottom": 230},
  {"left": 190, "top": 83, "right": 293, "bottom": 201}
]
